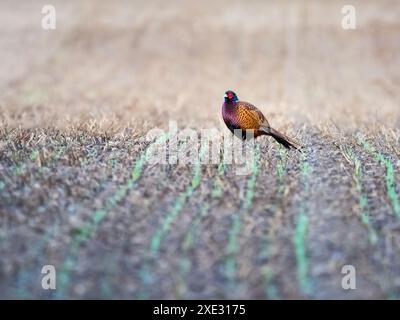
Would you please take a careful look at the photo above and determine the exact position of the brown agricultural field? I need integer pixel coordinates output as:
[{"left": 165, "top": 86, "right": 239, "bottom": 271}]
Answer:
[{"left": 0, "top": 0, "right": 400, "bottom": 299}]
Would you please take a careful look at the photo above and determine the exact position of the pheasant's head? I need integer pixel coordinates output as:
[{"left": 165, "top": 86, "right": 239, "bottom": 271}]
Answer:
[{"left": 224, "top": 90, "right": 238, "bottom": 103}]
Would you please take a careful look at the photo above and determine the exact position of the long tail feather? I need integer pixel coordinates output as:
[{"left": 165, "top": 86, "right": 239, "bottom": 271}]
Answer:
[{"left": 264, "top": 127, "right": 299, "bottom": 150}]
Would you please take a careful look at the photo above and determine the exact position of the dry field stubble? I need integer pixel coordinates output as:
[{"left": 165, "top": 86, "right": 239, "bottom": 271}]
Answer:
[{"left": 0, "top": 0, "right": 400, "bottom": 299}]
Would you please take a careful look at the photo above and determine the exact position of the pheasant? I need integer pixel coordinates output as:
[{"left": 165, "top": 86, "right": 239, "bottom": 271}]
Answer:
[{"left": 222, "top": 90, "right": 298, "bottom": 149}]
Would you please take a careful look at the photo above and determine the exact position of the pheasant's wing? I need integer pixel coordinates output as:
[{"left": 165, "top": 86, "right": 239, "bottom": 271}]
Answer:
[{"left": 238, "top": 101, "right": 270, "bottom": 129}]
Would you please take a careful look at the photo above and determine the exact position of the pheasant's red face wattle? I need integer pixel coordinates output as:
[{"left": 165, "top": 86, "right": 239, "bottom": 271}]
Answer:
[{"left": 225, "top": 90, "right": 238, "bottom": 103}]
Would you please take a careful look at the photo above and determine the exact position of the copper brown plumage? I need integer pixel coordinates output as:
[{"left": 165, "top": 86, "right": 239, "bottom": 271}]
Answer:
[{"left": 222, "top": 90, "right": 298, "bottom": 149}]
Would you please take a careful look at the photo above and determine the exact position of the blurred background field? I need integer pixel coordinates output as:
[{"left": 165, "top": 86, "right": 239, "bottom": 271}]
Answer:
[{"left": 0, "top": 0, "right": 400, "bottom": 299}]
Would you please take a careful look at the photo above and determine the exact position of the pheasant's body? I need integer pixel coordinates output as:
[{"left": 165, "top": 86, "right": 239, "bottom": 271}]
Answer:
[
  {"left": 222, "top": 90, "right": 298, "bottom": 149},
  {"left": 222, "top": 100, "right": 270, "bottom": 138}
]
